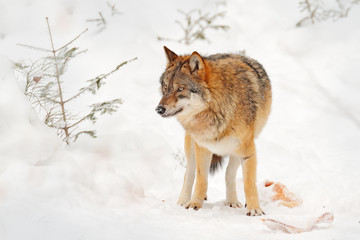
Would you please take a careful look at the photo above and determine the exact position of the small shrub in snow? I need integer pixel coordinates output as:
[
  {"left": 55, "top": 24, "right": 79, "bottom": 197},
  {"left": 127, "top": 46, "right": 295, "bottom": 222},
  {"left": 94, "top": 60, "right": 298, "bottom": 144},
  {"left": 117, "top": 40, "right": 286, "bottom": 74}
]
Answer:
[
  {"left": 86, "top": 12, "right": 107, "bottom": 33},
  {"left": 296, "top": 0, "right": 324, "bottom": 27},
  {"left": 86, "top": 2, "right": 122, "bottom": 33},
  {"left": 158, "top": 9, "right": 230, "bottom": 45},
  {"left": 296, "top": 0, "right": 360, "bottom": 27},
  {"left": 323, "top": 0, "right": 360, "bottom": 21},
  {"left": 14, "top": 17, "right": 136, "bottom": 144}
]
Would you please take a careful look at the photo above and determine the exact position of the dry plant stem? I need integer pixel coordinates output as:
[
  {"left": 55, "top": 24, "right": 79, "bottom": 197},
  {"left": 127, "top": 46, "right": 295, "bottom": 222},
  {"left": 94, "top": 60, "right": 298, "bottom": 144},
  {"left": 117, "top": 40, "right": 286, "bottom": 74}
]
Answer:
[
  {"left": 45, "top": 17, "right": 70, "bottom": 144},
  {"left": 306, "top": 0, "right": 315, "bottom": 24},
  {"left": 67, "top": 115, "right": 89, "bottom": 129},
  {"left": 56, "top": 28, "right": 88, "bottom": 53},
  {"left": 16, "top": 44, "right": 51, "bottom": 53},
  {"left": 99, "top": 12, "right": 106, "bottom": 25},
  {"left": 43, "top": 17, "right": 89, "bottom": 144}
]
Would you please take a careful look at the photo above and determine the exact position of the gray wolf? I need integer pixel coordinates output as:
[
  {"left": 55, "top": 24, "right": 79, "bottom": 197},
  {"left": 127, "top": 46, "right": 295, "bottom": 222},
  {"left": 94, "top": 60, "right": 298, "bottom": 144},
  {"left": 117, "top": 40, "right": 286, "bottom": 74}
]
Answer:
[{"left": 156, "top": 46, "right": 272, "bottom": 216}]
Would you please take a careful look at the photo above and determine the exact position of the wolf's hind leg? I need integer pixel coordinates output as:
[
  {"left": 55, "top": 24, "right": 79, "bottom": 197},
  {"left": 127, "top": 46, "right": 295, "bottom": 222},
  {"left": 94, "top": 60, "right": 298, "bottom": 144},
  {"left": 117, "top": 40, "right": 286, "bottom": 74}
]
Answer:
[
  {"left": 242, "top": 154, "right": 264, "bottom": 216},
  {"left": 177, "top": 134, "right": 196, "bottom": 206},
  {"left": 225, "top": 155, "right": 243, "bottom": 208},
  {"left": 237, "top": 139, "right": 265, "bottom": 216},
  {"left": 184, "top": 143, "right": 212, "bottom": 210},
  {"left": 240, "top": 141, "right": 265, "bottom": 216}
]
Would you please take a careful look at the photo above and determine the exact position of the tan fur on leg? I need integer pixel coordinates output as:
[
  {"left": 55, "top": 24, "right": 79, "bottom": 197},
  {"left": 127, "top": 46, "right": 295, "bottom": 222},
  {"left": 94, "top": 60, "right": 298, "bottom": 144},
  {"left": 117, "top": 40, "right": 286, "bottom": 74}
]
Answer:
[
  {"left": 238, "top": 139, "right": 265, "bottom": 216},
  {"left": 225, "top": 155, "right": 243, "bottom": 208},
  {"left": 177, "top": 134, "right": 196, "bottom": 205},
  {"left": 184, "top": 143, "right": 212, "bottom": 210}
]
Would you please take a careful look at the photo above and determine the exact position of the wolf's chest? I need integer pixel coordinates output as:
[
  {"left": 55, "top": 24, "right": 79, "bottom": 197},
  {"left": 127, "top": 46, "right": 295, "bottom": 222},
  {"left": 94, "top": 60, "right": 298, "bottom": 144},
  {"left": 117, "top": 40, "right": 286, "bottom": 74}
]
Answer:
[{"left": 195, "top": 136, "right": 240, "bottom": 156}]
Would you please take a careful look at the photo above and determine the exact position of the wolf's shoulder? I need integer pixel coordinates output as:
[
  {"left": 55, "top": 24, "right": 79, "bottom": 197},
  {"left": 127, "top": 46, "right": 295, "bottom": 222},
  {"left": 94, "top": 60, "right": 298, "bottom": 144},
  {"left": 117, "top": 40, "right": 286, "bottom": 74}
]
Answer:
[
  {"left": 204, "top": 52, "right": 253, "bottom": 61},
  {"left": 206, "top": 53, "right": 266, "bottom": 75},
  {"left": 205, "top": 53, "right": 244, "bottom": 61}
]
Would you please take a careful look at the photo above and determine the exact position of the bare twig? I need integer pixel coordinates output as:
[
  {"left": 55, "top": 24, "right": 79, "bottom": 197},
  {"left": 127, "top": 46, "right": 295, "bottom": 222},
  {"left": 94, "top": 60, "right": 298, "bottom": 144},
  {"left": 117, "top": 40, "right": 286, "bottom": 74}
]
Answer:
[
  {"left": 56, "top": 28, "right": 88, "bottom": 53},
  {"left": 107, "top": 1, "right": 123, "bottom": 15},
  {"left": 16, "top": 43, "right": 51, "bottom": 52}
]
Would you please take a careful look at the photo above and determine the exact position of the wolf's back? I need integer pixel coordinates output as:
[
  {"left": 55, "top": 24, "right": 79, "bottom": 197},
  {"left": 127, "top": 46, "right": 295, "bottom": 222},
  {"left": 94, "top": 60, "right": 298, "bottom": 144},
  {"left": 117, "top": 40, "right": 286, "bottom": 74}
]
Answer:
[{"left": 206, "top": 53, "right": 271, "bottom": 100}]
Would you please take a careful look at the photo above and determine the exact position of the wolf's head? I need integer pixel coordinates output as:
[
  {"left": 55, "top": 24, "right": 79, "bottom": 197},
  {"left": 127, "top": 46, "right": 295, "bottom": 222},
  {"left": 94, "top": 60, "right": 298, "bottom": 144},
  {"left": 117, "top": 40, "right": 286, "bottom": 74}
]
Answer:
[{"left": 156, "top": 46, "right": 208, "bottom": 118}]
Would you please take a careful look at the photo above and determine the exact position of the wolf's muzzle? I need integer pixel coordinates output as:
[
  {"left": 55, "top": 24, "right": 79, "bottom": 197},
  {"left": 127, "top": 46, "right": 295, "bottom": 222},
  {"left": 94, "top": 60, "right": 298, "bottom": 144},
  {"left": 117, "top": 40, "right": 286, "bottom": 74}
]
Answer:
[{"left": 155, "top": 105, "right": 166, "bottom": 115}]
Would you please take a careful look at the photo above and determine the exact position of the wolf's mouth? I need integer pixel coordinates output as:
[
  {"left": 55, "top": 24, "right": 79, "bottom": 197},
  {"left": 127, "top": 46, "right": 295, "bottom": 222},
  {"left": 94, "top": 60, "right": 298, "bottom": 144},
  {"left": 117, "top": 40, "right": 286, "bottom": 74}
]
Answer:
[{"left": 162, "top": 108, "right": 183, "bottom": 117}]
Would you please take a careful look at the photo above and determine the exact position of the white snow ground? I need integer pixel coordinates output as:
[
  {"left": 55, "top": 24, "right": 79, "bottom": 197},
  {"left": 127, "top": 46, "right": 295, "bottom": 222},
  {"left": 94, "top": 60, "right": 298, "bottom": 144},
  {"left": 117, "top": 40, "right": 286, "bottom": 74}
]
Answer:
[{"left": 0, "top": 0, "right": 360, "bottom": 239}]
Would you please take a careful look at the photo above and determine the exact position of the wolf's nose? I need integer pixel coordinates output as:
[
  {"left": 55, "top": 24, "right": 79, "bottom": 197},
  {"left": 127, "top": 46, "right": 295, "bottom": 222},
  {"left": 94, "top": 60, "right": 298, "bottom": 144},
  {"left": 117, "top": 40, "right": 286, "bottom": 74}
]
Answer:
[{"left": 155, "top": 105, "right": 166, "bottom": 115}]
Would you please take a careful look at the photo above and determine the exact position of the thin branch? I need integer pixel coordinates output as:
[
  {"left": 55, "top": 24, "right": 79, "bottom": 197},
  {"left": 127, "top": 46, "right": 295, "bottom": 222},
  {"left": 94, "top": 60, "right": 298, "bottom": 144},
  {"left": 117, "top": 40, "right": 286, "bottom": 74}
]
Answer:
[
  {"left": 17, "top": 43, "right": 51, "bottom": 53},
  {"left": 67, "top": 114, "right": 90, "bottom": 129},
  {"left": 64, "top": 57, "right": 137, "bottom": 103},
  {"left": 98, "top": 12, "right": 106, "bottom": 25},
  {"left": 55, "top": 28, "right": 88, "bottom": 53},
  {"left": 107, "top": 1, "right": 123, "bottom": 15}
]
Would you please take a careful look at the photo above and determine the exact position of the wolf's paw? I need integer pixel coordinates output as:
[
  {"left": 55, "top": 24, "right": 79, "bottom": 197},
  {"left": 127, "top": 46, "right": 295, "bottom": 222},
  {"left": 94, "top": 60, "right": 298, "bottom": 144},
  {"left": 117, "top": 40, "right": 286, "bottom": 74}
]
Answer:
[
  {"left": 177, "top": 195, "right": 191, "bottom": 206},
  {"left": 225, "top": 200, "right": 243, "bottom": 208},
  {"left": 184, "top": 198, "right": 203, "bottom": 210},
  {"left": 185, "top": 202, "right": 202, "bottom": 210},
  {"left": 246, "top": 207, "right": 265, "bottom": 216},
  {"left": 177, "top": 199, "right": 188, "bottom": 206}
]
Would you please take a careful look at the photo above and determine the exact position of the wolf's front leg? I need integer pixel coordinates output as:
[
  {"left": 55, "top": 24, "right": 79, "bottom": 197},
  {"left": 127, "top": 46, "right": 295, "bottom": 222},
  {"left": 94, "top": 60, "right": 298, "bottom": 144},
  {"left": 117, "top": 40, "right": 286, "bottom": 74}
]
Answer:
[
  {"left": 225, "top": 155, "right": 243, "bottom": 208},
  {"left": 177, "top": 134, "right": 196, "bottom": 206},
  {"left": 184, "top": 143, "right": 212, "bottom": 210}
]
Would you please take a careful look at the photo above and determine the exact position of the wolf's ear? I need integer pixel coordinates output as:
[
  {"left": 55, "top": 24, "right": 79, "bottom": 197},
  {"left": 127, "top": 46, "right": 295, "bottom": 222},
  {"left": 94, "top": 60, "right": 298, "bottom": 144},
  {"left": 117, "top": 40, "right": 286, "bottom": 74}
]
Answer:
[
  {"left": 164, "top": 46, "right": 178, "bottom": 63},
  {"left": 189, "top": 51, "right": 204, "bottom": 74}
]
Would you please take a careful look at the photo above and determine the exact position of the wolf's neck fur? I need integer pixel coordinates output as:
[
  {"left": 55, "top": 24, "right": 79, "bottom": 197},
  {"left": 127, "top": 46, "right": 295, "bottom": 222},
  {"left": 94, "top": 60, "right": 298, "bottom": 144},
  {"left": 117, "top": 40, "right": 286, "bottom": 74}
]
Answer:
[{"left": 177, "top": 99, "right": 230, "bottom": 142}]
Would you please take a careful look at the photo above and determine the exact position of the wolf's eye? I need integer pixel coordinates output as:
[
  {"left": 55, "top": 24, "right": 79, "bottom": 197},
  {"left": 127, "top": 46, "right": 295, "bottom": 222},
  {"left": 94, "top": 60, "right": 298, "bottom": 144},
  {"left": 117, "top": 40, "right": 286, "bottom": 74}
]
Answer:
[
  {"left": 163, "top": 85, "right": 167, "bottom": 90},
  {"left": 178, "top": 87, "right": 184, "bottom": 92}
]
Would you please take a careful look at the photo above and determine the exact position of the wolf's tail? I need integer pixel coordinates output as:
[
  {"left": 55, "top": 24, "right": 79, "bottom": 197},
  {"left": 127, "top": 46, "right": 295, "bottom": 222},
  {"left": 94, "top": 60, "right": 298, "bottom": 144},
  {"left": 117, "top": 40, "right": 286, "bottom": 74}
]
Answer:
[{"left": 210, "top": 154, "right": 223, "bottom": 174}]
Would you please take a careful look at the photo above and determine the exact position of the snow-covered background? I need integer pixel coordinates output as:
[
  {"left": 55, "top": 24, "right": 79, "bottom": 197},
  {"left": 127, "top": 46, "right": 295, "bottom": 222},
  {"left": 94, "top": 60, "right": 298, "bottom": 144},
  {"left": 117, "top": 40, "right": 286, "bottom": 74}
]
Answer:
[{"left": 0, "top": 0, "right": 359, "bottom": 239}]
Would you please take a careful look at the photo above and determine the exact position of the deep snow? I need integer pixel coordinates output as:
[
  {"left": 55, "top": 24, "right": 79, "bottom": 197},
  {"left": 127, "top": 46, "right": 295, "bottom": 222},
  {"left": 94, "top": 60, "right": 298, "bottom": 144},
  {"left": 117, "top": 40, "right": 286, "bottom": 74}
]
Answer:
[{"left": 0, "top": 0, "right": 360, "bottom": 239}]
